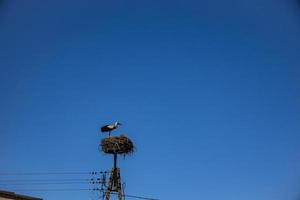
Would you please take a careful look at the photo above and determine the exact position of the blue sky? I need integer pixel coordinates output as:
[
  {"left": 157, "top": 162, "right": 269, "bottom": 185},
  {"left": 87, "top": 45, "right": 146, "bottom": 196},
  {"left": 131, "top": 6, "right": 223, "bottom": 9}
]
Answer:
[{"left": 0, "top": 0, "right": 300, "bottom": 200}]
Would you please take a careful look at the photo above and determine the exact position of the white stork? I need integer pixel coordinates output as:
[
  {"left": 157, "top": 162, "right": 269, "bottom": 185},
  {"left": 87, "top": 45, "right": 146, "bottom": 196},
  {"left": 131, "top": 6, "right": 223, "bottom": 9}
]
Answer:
[{"left": 101, "top": 122, "right": 121, "bottom": 136}]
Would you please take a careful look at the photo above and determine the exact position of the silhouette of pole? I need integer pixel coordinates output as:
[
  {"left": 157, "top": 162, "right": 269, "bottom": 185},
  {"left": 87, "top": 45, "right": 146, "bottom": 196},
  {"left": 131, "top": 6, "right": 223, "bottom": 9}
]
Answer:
[
  {"left": 114, "top": 154, "right": 117, "bottom": 169},
  {"left": 105, "top": 154, "right": 122, "bottom": 200}
]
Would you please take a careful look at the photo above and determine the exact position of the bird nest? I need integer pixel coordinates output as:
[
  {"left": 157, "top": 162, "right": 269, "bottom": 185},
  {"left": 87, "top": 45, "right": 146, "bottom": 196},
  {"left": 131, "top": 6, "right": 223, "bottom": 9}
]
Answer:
[{"left": 101, "top": 135, "right": 134, "bottom": 155}]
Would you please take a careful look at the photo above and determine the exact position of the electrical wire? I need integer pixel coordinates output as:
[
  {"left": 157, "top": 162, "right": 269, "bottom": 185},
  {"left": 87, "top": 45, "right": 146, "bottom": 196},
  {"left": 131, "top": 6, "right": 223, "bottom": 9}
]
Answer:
[
  {"left": 108, "top": 192, "right": 159, "bottom": 200},
  {"left": 0, "top": 171, "right": 159, "bottom": 199},
  {"left": 13, "top": 188, "right": 91, "bottom": 192},
  {"left": 0, "top": 178, "right": 94, "bottom": 182},
  {"left": 123, "top": 194, "right": 159, "bottom": 200},
  {"left": 0, "top": 181, "right": 101, "bottom": 185},
  {"left": 8, "top": 188, "right": 159, "bottom": 200},
  {"left": 0, "top": 172, "right": 87, "bottom": 175},
  {"left": 0, "top": 171, "right": 106, "bottom": 175}
]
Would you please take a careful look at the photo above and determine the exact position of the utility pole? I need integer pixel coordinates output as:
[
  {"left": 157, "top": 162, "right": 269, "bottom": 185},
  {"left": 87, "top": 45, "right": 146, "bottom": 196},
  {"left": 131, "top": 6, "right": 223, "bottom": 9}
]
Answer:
[
  {"left": 105, "top": 154, "right": 122, "bottom": 200},
  {"left": 99, "top": 123, "right": 134, "bottom": 200}
]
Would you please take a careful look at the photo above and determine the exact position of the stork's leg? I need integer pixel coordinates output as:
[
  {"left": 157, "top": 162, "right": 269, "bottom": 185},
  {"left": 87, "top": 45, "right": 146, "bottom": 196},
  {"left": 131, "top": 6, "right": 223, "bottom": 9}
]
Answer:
[{"left": 109, "top": 131, "right": 111, "bottom": 137}]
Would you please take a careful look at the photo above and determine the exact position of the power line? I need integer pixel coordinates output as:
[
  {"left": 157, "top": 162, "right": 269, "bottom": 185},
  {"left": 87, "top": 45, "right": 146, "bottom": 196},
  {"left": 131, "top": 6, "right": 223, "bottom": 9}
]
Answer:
[
  {"left": 0, "top": 174, "right": 158, "bottom": 199},
  {"left": 10, "top": 188, "right": 159, "bottom": 200},
  {"left": 112, "top": 193, "right": 159, "bottom": 200},
  {"left": 0, "top": 171, "right": 106, "bottom": 175},
  {"left": 124, "top": 194, "right": 159, "bottom": 200},
  {"left": 0, "top": 178, "right": 94, "bottom": 182},
  {"left": 0, "top": 181, "right": 102, "bottom": 185},
  {"left": 13, "top": 188, "right": 91, "bottom": 192}
]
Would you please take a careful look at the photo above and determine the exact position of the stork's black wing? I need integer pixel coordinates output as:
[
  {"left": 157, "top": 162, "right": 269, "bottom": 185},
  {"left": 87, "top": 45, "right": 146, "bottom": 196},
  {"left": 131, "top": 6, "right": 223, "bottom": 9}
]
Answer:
[{"left": 101, "top": 125, "right": 110, "bottom": 132}]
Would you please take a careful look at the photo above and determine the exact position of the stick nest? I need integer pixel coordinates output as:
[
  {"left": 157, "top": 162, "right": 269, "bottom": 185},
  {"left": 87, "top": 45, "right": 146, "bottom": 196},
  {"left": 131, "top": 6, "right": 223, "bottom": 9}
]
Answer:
[{"left": 101, "top": 135, "right": 135, "bottom": 155}]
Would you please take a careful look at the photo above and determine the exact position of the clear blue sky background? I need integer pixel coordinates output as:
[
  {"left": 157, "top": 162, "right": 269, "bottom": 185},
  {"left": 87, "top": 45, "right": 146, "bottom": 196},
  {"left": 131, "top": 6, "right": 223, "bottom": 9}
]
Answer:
[{"left": 0, "top": 0, "right": 300, "bottom": 200}]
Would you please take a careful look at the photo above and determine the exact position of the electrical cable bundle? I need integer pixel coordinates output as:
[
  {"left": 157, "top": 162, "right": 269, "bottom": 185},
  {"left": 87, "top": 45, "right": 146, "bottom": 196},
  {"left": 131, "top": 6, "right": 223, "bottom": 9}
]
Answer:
[{"left": 0, "top": 171, "right": 158, "bottom": 200}]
